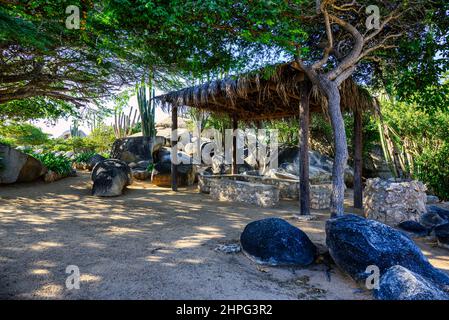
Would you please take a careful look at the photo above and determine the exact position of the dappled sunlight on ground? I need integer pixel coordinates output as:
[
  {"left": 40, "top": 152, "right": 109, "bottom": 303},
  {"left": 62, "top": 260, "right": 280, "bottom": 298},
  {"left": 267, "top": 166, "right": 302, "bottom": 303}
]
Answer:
[{"left": 0, "top": 171, "right": 447, "bottom": 299}]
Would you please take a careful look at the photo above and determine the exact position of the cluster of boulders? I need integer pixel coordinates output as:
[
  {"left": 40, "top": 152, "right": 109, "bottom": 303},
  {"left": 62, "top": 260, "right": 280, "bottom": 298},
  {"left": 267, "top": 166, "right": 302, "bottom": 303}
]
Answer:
[
  {"left": 239, "top": 214, "right": 449, "bottom": 300},
  {"left": 110, "top": 133, "right": 197, "bottom": 187}
]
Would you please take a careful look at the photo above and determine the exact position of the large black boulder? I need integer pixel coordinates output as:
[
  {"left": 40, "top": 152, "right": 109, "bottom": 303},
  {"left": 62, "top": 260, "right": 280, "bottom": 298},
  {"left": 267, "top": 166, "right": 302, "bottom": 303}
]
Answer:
[
  {"left": 434, "top": 223, "right": 449, "bottom": 249},
  {"left": 325, "top": 214, "right": 449, "bottom": 289},
  {"left": 91, "top": 159, "right": 132, "bottom": 196},
  {"left": 374, "top": 265, "right": 449, "bottom": 300},
  {"left": 240, "top": 218, "right": 317, "bottom": 266}
]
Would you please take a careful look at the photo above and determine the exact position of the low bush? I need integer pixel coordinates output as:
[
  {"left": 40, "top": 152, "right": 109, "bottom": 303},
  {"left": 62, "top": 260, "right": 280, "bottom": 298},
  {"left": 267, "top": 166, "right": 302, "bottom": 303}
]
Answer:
[
  {"left": 73, "top": 151, "right": 97, "bottom": 164},
  {"left": 415, "top": 144, "right": 449, "bottom": 200},
  {"left": 32, "top": 152, "right": 72, "bottom": 175}
]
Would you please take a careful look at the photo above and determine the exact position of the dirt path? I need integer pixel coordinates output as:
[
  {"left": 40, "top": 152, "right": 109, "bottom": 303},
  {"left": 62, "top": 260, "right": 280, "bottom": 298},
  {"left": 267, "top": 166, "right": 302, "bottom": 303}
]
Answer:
[{"left": 0, "top": 172, "right": 446, "bottom": 300}]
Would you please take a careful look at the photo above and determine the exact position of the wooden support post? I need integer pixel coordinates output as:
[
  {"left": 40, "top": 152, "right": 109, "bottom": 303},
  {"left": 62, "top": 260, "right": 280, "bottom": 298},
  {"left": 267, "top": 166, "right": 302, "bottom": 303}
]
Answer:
[
  {"left": 232, "top": 115, "right": 238, "bottom": 174},
  {"left": 255, "top": 121, "right": 262, "bottom": 170},
  {"left": 299, "top": 82, "right": 311, "bottom": 215},
  {"left": 353, "top": 108, "right": 363, "bottom": 208},
  {"left": 171, "top": 106, "right": 178, "bottom": 191}
]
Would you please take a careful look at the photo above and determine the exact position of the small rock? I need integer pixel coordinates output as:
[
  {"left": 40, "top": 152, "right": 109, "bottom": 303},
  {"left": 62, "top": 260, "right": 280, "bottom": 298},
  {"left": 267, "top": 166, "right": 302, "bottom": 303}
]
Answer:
[
  {"left": 132, "top": 169, "right": 151, "bottom": 180},
  {"left": 214, "top": 244, "right": 241, "bottom": 254},
  {"left": 427, "top": 195, "right": 440, "bottom": 204},
  {"left": 427, "top": 205, "right": 449, "bottom": 221},
  {"left": 397, "top": 220, "right": 429, "bottom": 237},
  {"left": 434, "top": 223, "right": 449, "bottom": 249},
  {"left": 375, "top": 265, "right": 449, "bottom": 300},
  {"left": 420, "top": 211, "right": 446, "bottom": 228}
]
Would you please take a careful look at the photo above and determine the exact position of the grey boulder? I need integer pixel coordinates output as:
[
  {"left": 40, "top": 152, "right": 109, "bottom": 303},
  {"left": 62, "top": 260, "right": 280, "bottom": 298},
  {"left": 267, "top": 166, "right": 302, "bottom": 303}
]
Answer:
[{"left": 0, "top": 144, "right": 47, "bottom": 184}]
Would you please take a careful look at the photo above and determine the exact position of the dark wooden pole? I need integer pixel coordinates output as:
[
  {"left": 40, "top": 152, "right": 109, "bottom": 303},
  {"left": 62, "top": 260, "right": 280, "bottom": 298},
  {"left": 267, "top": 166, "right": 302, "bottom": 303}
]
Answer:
[
  {"left": 255, "top": 121, "right": 262, "bottom": 170},
  {"left": 232, "top": 115, "right": 238, "bottom": 174},
  {"left": 353, "top": 108, "right": 363, "bottom": 208},
  {"left": 171, "top": 106, "right": 178, "bottom": 191},
  {"left": 299, "top": 82, "right": 311, "bottom": 215}
]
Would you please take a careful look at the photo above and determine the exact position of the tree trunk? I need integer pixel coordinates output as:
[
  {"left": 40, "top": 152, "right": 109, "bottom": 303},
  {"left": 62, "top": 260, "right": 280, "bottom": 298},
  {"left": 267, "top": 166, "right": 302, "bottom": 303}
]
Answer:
[
  {"left": 171, "top": 106, "right": 178, "bottom": 191},
  {"left": 353, "top": 108, "right": 363, "bottom": 209},
  {"left": 323, "top": 83, "right": 348, "bottom": 216},
  {"left": 232, "top": 115, "right": 238, "bottom": 174},
  {"left": 299, "top": 82, "right": 311, "bottom": 215}
]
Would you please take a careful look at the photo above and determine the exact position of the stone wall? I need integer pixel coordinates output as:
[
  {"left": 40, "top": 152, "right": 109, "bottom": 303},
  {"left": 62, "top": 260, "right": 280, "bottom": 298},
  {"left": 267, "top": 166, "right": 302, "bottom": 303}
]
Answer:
[
  {"left": 209, "top": 177, "right": 279, "bottom": 208},
  {"left": 201, "top": 173, "right": 332, "bottom": 209},
  {"left": 310, "top": 184, "right": 332, "bottom": 210},
  {"left": 364, "top": 178, "right": 427, "bottom": 226}
]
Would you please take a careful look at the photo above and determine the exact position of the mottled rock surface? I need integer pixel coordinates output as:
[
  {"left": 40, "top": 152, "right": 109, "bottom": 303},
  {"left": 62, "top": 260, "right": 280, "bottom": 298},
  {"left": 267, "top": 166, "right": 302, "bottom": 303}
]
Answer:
[
  {"left": 375, "top": 265, "right": 449, "bottom": 300},
  {"left": 364, "top": 178, "right": 427, "bottom": 226},
  {"left": 210, "top": 178, "right": 279, "bottom": 208},
  {"left": 326, "top": 214, "right": 449, "bottom": 288}
]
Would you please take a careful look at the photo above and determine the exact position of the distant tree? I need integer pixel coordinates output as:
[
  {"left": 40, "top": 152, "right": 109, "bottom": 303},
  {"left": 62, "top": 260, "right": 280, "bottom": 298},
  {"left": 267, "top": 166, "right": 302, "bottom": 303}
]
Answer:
[{"left": 0, "top": 122, "right": 49, "bottom": 146}]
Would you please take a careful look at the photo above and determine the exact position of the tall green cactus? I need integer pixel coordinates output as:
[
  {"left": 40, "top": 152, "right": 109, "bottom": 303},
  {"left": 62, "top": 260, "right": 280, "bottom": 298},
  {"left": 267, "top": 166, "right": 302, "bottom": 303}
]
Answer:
[
  {"left": 136, "top": 80, "right": 156, "bottom": 139},
  {"left": 70, "top": 120, "right": 80, "bottom": 137},
  {"left": 136, "top": 77, "right": 156, "bottom": 161}
]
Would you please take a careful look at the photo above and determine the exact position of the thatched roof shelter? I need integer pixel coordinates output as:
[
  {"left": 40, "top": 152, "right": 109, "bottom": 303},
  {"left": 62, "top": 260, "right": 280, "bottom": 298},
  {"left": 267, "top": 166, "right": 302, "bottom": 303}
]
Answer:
[
  {"left": 155, "top": 61, "right": 373, "bottom": 213},
  {"left": 155, "top": 61, "right": 376, "bottom": 121}
]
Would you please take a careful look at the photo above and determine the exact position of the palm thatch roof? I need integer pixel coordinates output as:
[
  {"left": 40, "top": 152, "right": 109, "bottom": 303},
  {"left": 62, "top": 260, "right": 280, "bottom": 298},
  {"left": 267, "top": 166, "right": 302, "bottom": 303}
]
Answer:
[{"left": 155, "top": 62, "right": 376, "bottom": 122}]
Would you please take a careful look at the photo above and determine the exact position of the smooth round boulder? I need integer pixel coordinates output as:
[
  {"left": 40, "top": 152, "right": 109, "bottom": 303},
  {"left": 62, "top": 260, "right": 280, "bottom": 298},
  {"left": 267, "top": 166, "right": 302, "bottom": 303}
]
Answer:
[
  {"left": 325, "top": 214, "right": 449, "bottom": 288},
  {"left": 240, "top": 217, "right": 317, "bottom": 266},
  {"left": 91, "top": 159, "right": 132, "bottom": 197},
  {"left": 374, "top": 265, "right": 449, "bottom": 300}
]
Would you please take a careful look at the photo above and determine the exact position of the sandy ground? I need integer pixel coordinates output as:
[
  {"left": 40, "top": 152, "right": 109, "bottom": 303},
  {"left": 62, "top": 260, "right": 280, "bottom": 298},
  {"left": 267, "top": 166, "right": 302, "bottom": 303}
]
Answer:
[{"left": 0, "top": 172, "right": 448, "bottom": 300}]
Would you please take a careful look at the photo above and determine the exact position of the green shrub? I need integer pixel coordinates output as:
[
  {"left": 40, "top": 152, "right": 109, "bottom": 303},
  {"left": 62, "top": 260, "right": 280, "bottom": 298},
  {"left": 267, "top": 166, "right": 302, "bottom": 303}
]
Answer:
[
  {"left": 0, "top": 137, "right": 15, "bottom": 146},
  {"left": 32, "top": 152, "right": 72, "bottom": 175},
  {"left": 415, "top": 144, "right": 449, "bottom": 200},
  {"left": 85, "top": 124, "right": 116, "bottom": 153},
  {"left": 73, "top": 151, "right": 96, "bottom": 164}
]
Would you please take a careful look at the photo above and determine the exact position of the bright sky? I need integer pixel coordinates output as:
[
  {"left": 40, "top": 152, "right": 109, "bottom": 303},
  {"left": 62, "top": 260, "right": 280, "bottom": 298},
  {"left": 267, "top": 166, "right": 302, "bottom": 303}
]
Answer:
[{"left": 35, "top": 89, "right": 169, "bottom": 138}]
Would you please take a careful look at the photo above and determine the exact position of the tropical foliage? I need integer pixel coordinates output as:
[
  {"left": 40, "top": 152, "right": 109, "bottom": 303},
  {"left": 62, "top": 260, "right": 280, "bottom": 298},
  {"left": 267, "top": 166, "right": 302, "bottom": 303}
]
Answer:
[{"left": 31, "top": 152, "right": 72, "bottom": 175}]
